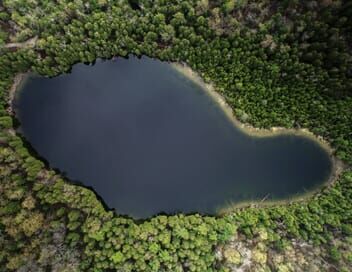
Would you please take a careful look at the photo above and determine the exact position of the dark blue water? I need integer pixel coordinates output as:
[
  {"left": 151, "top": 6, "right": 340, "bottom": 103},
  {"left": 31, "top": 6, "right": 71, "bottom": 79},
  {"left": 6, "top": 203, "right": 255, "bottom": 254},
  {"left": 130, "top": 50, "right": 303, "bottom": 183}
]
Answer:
[{"left": 14, "top": 56, "right": 332, "bottom": 218}]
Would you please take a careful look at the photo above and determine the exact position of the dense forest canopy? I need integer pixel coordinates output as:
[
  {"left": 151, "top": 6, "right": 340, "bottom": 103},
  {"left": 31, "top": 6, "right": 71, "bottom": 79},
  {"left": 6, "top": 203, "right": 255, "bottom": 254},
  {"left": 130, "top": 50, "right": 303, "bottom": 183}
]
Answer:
[{"left": 0, "top": 0, "right": 351, "bottom": 271}]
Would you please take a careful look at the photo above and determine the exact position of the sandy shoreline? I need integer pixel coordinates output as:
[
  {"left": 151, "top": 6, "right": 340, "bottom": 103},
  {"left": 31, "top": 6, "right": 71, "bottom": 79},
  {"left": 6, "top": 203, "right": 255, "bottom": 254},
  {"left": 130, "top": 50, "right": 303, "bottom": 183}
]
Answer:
[
  {"left": 6, "top": 73, "right": 28, "bottom": 114},
  {"left": 217, "top": 156, "right": 345, "bottom": 214},
  {"left": 172, "top": 62, "right": 345, "bottom": 212},
  {"left": 172, "top": 62, "right": 335, "bottom": 153}
]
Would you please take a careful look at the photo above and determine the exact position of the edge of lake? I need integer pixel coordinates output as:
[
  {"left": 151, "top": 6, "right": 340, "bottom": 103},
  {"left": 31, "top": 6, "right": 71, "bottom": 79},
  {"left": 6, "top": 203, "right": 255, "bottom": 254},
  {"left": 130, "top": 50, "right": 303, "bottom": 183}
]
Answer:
[
  {"left": 172, "top": 62, "right": 345, "bottom": 212},
  {"left": 7, "top": 73, "right": 29, "bottom": 115},
  {"left": 8, "top": 60, "right": 345, "bottom": 215}
]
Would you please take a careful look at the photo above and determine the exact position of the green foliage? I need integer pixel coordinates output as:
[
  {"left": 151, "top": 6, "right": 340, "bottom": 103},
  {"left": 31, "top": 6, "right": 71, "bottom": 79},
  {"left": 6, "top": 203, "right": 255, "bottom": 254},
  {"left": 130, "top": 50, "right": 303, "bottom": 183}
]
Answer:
[
  {"left": 222, "top": 0, "right": 236, "bottom": 13},
  {"left": 110, "top": 251, "right": 124, "bottom": 264},
  {"left": 330, "top": 246, "right": 342, "bottom": 262},
  {"left": 0, "top": 0, "right": 351, "bottom": 271},
  {"left": 0, "top": 116, "right": 13, "bottom": 129}
]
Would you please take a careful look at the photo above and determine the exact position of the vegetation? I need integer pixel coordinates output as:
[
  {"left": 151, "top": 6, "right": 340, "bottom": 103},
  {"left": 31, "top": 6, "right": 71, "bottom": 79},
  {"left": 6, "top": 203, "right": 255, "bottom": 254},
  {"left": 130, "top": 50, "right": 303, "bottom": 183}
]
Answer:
[{"left": 0, "top": 0, "right": 351, "bottom": 271}]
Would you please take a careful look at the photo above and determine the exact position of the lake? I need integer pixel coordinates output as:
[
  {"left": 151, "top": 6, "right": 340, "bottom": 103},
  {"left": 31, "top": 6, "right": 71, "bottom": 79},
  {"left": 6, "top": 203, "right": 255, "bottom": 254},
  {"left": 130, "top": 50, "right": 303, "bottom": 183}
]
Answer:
[{"left": 14, "top": 56, "right": 332, "bottom": 218}]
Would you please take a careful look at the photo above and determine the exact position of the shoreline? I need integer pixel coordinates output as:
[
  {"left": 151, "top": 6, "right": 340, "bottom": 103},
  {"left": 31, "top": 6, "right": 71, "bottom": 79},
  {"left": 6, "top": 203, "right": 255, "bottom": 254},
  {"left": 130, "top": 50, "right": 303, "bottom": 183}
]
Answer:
[
  {"left": 172, "top": 62, "right": 345, "bottom": 212},
  {"left": 6, "top": 72, "right": 29, "bottom": 114},
  {"left": 171, "top": 62, "right": 336, "bottom": 155},
  {"left": 217, "top": 155, "right": 345, "bottom": 214},
  {"left": 8, "top": 63, "right": 345, "bottom": 215}
]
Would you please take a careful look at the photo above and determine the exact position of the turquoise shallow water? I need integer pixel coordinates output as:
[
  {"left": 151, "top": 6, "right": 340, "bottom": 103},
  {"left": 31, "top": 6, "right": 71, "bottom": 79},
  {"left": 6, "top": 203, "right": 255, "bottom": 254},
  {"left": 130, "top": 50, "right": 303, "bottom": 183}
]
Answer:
[{"left": 14, "top": 56, "right": 332, "bottom": 218}]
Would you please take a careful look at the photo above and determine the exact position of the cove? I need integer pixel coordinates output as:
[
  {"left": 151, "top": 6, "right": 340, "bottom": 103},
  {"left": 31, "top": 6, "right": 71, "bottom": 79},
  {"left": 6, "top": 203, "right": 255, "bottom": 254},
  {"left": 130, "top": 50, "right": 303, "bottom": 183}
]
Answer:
[{"left": 14, "top": 56, "right": 333, "bottom": 218}]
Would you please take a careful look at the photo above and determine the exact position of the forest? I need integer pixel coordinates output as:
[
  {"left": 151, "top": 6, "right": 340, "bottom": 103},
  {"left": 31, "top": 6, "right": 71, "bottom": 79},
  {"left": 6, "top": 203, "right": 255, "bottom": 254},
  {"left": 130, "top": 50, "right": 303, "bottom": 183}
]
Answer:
[{"left": 0, "top": 0, "right": 352, "bottom": 271}]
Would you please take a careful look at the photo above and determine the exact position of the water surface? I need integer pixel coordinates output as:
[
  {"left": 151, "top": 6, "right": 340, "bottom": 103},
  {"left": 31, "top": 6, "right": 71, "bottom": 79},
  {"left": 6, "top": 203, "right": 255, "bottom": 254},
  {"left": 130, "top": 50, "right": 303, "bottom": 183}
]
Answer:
[{"left": 14, "top": 56, "right": 332, "bottom": 218}]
